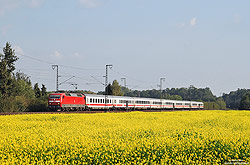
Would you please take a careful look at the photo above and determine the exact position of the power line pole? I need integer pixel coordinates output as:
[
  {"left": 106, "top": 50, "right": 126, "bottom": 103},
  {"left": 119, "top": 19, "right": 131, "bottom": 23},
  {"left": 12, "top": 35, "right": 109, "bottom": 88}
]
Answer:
[
  {"left": 52, "top": 65, "right": 59, "bottom": 92},
  {"left": 189, "top": 85, "right": 194, "bottom": 110},
  {"left": 105, "top": 64, "right": 113, "bottom": 110},
  {"left": 121, "top": 78, "right": 126, "bottom": 88},
  {"left": 160, "top": 78, "right": 166, "bottom": 92},
  {"left": 160, "top": 77, "right": 165, "bottom": 110}
]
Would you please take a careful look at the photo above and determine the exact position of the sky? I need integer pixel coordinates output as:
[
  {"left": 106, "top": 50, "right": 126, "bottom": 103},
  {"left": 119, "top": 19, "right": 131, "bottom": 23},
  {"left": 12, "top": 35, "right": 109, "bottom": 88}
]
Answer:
[{"left": 0, "top": 0, "right": 249, "bottom": 96}]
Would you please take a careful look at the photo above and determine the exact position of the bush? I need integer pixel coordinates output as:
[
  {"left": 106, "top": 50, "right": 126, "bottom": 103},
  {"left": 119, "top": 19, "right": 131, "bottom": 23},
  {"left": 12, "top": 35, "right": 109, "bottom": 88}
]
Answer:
[
  {"left": 27, "top": 96, "right": 48, "bottom": 112},
  {"left": 0, "top": 96, "right": 28, "bottom": 112}
]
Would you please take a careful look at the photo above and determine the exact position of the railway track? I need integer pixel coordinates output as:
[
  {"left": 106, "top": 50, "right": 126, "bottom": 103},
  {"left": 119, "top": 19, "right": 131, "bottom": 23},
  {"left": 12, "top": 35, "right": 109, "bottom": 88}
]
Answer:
[{"left": 0, "top": 109, "right": 200, "bottom": 116}]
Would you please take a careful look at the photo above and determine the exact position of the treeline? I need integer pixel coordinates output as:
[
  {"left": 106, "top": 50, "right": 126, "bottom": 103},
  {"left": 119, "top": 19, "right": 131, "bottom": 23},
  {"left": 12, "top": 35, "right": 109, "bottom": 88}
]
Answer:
[
  {"left": 97, "top": 81, "right": 225, "bottom": 109},
  {"left": 101, "top": 80, "right": 250, "bottom": 110},
  {"left": 0, "top": 43, "right": 49, "bottom": 112}
]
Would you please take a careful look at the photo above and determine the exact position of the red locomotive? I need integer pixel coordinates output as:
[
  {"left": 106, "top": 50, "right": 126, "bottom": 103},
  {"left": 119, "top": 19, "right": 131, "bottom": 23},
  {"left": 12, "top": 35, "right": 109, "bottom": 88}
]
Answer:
[{"left": 48, "top": 93, "right": 85, "bottom": 111}]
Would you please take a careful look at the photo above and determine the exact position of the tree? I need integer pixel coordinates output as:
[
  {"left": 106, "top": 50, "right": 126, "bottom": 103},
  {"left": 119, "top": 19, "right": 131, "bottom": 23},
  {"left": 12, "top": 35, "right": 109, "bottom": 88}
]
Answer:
[
  {"left": 12, "top": 72, "right": 34, "bottom": 98},
  {"left": 41, "top": 84, "right": 47, "bottom": 96},
  {"left": 222, "top": 89, "right": 250, "bottom": 109},
  {"left": 111, "top": 80, "right": 123, "bottom": 96},
  {"left": 240, "top": 92, "right": 250, "bottom": 110},
  {"left": 34, "top": 83, "right": 41, "bottom": 98},
  {"left": 0, "top": 58, "right": 9, "bottom": 96},
  {"left": 105, "top": 84, "right": 112, "bottom": 95},
  {"left": 0, "top": 43, "right": 18, "bottom": 97},
  {"left": 3, "top": 42, "right": 18, "bottom": 73},
  {"left": 215, "top": 97, "right": 226, "bottom": 110}
]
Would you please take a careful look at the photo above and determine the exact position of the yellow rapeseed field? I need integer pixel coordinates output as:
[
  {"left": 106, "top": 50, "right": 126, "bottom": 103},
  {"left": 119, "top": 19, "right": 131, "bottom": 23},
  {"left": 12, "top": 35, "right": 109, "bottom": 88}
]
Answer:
[{"left": 0, "top": 110, "right": 250, "bottom": 164}]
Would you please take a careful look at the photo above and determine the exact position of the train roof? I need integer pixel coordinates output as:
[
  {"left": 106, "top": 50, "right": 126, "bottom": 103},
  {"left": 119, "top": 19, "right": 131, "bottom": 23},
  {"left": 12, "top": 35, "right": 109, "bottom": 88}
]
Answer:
[{"left": 84, "top": 94, "right": 203, "bottom": 104}]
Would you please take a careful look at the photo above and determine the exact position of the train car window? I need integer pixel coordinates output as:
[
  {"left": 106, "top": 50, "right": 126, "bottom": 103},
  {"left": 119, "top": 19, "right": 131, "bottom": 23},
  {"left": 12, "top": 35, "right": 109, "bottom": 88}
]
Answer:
[
  {"left": 49, "top": 95, "right": 61, "bottom": 99},
  {"left": 90, "top": 98, "right": 92, "bottom": 103},
  {"left": 70, "top": 93, "right": 78, "bottom": 97}
]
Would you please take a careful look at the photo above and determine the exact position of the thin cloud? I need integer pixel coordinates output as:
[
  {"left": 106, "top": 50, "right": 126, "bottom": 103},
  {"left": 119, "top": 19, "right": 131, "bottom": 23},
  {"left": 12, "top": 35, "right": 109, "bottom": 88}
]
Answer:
[
  {"left": 29, "top": 0, "right": 44, "bottom": 8},
  {"left": 1, "top": 25, "right": 12, "bottom": 35},
  {"left": 233, "top": 13, "right": 241, "bottom": 24},
  {"left": 79, "top": 0, "right": 101, "bottom": 8},
  {"left": 74, "top": 52, "right": 80, "bottom": 57},
  {"left": 190, "top": 17, "right": 197, "bottom": 26},
  {"left": 177, "top": 23, "right": 186, "bottom": 28},
  {"left": 14, "top": 45, "right": 24, "bottom": 54},
  {"left": 51, "top": 50, "right": 62, "bottom": 58},
  {"left": 0, "top": 0, "right": 44, "bottom": 16}
]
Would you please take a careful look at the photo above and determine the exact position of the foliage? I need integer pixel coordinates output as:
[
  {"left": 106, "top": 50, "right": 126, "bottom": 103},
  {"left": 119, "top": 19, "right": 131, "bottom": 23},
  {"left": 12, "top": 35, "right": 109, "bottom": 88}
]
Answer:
[
  {"left": 0, "top": 42, "right": 18, "bottom": 97},
  {"left": 27, "top": 95, "right": 48, "bottom": 112},
  {"left": 204, "top": 98, "right": 226, "bottom": 110},
  {"left": 34, "top": 83, "right": 41, "bottom": 98},
  {"left": 123, "top": 86, "right": 215, "bottom": 102},
  {"left": 240, "top": 92, "right": 250, "bottom": 110},
  {"left": 223, "top": 89, "right": 250, "bottom": 109},
  {"left": 0, "top": 96, "right": 29, "bottom": 112},
  {"left": 104, "top": 84, "right": 112, "bottom": 95},
  {"left": 0, "top": 111, "right": 250, "bottom": 164},
  {"left": 163, "top": 86, "right": 216, "bottom": 102},
  {"left": 111, "top": 80, "right": 123, "bottom": 96},
  {"left": 12, "top": 72, "right": 34, "bottom": 98},
  {"left": 41, "top": 84, "right": 47, "bottom": 96}
]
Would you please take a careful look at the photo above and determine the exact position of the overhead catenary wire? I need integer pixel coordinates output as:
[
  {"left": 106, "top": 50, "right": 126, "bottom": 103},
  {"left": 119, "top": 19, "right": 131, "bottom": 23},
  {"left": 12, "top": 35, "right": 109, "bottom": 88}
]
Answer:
[
  {"left": 110, "top": 69, "right": 157, "bottom": 84},
  {"left": 1, "top": 46, "right": 167, "bottom": 91},
  {"left": 0, "top": 47, "right": 103, "bottom": 71}
]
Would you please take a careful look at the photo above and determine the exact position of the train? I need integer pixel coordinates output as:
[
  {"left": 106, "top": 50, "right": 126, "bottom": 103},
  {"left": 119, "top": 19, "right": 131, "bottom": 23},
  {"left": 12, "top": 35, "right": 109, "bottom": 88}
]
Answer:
[{"left": 48, "top": 93, "right": 204, "bottom": 111}]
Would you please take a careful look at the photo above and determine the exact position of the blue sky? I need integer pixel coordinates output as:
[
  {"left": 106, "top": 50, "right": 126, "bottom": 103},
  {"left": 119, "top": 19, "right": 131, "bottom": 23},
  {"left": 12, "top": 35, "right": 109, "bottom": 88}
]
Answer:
[{"left": 0, "top": 0, "right": 249, "bottom": 96}]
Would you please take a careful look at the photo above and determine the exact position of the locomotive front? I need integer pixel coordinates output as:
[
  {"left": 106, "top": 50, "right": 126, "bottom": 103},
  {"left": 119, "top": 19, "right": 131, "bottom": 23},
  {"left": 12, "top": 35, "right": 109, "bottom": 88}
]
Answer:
[{"left": 48, "top": 93, "right": 63, "bottom": 111}]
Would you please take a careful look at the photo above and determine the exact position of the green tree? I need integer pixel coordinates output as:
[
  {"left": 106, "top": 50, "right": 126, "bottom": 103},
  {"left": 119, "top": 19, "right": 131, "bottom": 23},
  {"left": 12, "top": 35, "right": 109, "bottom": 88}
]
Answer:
[
  {"left": 3, "top": 42, "right": 18, "bottom": 73},
  {"left": 240, "top": 92, "right": 250, "bottom": 110},
  {"left": 12, "top": 72, "right": 34, "bottom": 98},
  {"left": 222, "top": 89, "right": 250, "bottom": 109},
  {"left": 0, "top": 42, "right": 18, "bottom": 97},
  {"left": 34, "top": 83, "right": 41, "bottom": 98},
  {"left": 41, "top": 84, "right": 47, "bottom": 96},
  {"left": 215, "top": 97, "right": 226, "bottom": 110},
  {"left": 105, "top": 84, "right": 112, "bottom": 95},
  {"left": 111, "top": 80, "right": 123, "bottom": 96},
  {"left": 0, "top": 58, "right": 9, "bottom": 96}
]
